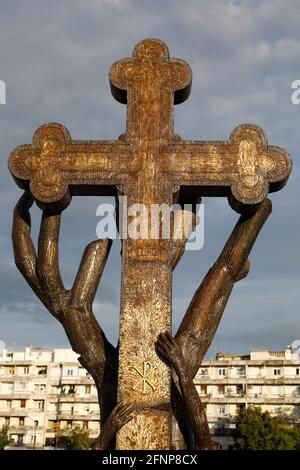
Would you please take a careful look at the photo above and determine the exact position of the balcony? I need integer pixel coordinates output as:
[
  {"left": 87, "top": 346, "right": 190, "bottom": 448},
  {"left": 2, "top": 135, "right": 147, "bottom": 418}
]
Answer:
[
  {"left": 45, "top": 427, "right": 99, "bottom": 438},
  {"left": 227, "top": 391, "right": 246, "bottom": 398},
  {"left": 54, "top": 413, "right": 100, "bottom": 421},
  {"left": 48, "top": 394, "right": 98, "bottom": 403},
  {"left": 8, "top": 425, "right": 43, "bottom": 432},
  {"left": 195, "top": 375, "right": 300, "bottom": 386},
  {"left": 201, "top": 396, "right": 247, "bottom": 404},
  {"left": 195, "top": 377, "right": 246, "bottom": 385},
  {"left": 0, "top": 408, "right": 44, "bottom": 417}
]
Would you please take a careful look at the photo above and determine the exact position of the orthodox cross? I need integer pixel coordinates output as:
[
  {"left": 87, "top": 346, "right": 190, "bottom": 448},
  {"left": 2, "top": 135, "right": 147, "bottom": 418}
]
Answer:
[{"left": 9, "top": 39, "right": 291, "bottom": 449}]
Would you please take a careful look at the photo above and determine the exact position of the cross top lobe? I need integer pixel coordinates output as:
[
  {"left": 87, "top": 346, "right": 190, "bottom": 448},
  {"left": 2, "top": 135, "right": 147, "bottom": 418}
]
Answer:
[
  {"left": 109, "top": 38, "right": 192, "bottom": 144},
  {"left": 109, "top": 38, "right": 192, "bottom": 105}
]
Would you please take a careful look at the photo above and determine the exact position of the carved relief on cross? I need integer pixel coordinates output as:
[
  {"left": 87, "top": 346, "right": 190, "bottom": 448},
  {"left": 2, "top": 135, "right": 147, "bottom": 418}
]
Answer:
[
  {"left": 9, "top": 39, "right": 291, "bottom": 212},
  {"left": 8, "top": 39, "right": 292, "bottom": 450},
  {"left": 131, "top": 361, "right": 157, "bottom": 395}
]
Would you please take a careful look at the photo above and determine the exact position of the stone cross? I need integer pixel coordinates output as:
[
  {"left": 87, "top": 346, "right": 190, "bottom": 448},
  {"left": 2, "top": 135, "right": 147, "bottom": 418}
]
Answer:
[{"left": 9, "top": 39, "right": 292, "bottom": 449}]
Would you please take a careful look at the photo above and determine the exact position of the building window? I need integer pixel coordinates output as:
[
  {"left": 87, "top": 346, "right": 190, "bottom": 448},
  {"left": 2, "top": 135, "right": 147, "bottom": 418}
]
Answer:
[
  {"left": 83, "top": 421, "right": 88, "bottom": 430},
  {"left": 200, "top": 368, "right": 208, "bottom": 376},
  {"left": 85, "top": 385, "right": 91, "bottom": 395},
  {"left": 16, "top": 382, "right": 27, "bottom": 391},
  {"left": 7, "top": 353, "right": 13, "bottom": 358},
  {"left": 218, "top": 406, "right": 226, "bottom": 414},
  {"left": 31, "top": 435, "right": 36, "bottom": 445},
  {"left": 37, "top": 401, "right": 44, "bottom": 411},
  {"left": 218, "top": 385, "right": 225, "bottom": 395},
  {"left": 48, "top": 420, "right": 58, "bottom": 430},
  {"left": 34, "top": 384, "right": 46, "bottom": 392},
  {"left": 34, "top": 420, "right": 38, "bottom": 427},
  {"left": 37, "top": 367, "right": 47, "bottom": 375},
  {"left": 6, "top": 400, "right": 12, "bottom": 409},
  {"left": 218, "top": 368, "right": 226, "bottom": 376},
  {"left": 71, "top": 406, "right": 74, "bottom": 415},
  {"left": 8, "top": 367, "right": 15, "bottom": 375},
  {"left": 273, "top": 369, "right": 281, "bottom": 376},
  {"left": 17, "top": 435, "right": 23, "bottom": 444},
  {"left": 19, "top": 417, "right": 24, "bottom": 426},
  {"left": 20, "top": 399, "right": 26, "bottom": 408},
  {"left": 67, "top": 420, "right": 72, "bottom": 430},
  {"left": 67, "top": 369, "right": 74, "bottom": 376},
  {"left": 237, "top": 366, "right": 246, "bottom": 376},
  {"left": 23, "top": 367, "right": 29, "bottom": 375},
  {"left": 62, "top": 385, "right": 76, "bottom": 395},
  {"left": 296, "top": 368, "right": 299, "bottom": 376},
  {"left": 237, "top": 403, "right": 246, "bottom": 411},
  {"left": 5, "top": 417, "right": 10, "bottom": 426},
  {"left": 252, "top": 385, "right": 262, "bottom": 397},
  {"left": 200, "top": 385, "right": 207, "bottom": 395}
]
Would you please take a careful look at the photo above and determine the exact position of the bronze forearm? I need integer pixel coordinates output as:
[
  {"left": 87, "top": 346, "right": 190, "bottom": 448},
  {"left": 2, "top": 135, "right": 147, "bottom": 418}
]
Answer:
[{"left": 176, "top": 199, "right": 272, "bottom": 377}]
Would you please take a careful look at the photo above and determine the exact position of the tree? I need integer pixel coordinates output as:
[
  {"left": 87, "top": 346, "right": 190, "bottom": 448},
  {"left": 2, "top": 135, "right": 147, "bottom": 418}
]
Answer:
[
  {"left": 0, "top": 426, "right": 11, "bottom": 450},
  {"left": 68, "top": 427, "right": 92, "bottom": 450},
  {"left": 58, "top": 427, "right": 92, "bottom": 450},
  {"left": 235, "top": 406, "right": 300, "bottom": 450}
]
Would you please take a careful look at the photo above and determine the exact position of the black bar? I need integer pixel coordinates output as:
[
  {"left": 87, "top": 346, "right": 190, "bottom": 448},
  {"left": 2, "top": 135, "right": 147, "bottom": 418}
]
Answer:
[{"left": 0, "top": 450, "right": 299, "bottom": 467}]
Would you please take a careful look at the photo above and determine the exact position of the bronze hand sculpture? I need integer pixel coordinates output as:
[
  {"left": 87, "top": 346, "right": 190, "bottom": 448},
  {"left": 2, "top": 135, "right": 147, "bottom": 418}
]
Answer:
[
  {"left": 9, "top": 38, "right": 290, "bottom": 449},
  {"left": 155, "top": 331, "right": 219, "bottom": 450},
  {"left": 12, "top": 189, "right": 271, "bottom": 448},
  {"left": 93, "top": 402, "right": 133, "bottom": 450}
]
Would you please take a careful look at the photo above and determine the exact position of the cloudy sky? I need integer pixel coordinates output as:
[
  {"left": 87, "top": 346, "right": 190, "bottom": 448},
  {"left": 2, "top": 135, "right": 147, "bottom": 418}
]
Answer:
[{"left": 0, "top": 0, "right": 299, "bottom": 356}]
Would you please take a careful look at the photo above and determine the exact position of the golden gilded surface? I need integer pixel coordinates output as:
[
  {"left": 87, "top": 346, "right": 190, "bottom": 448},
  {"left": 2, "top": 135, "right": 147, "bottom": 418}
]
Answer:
[
  {"left": 131, "top": 361, "right": 157, "bottom": 395},
  {"left": 9, "top": 41, "right": 291, "bottom": 208},
  {"left": 8, "top": 39, "right": 293, "bottom": 450}
]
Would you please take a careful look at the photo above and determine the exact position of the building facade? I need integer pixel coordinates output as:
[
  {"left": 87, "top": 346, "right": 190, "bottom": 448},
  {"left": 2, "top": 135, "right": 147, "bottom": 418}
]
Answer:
[
  {"left": 195, "top": 345, "right": 300, "bottom": 449},
  {"left": 0, "top": 343, "right": 299, "bottom": 449},
  {"left": 0, "top": 346, "right": 99, "bottom": 448}
]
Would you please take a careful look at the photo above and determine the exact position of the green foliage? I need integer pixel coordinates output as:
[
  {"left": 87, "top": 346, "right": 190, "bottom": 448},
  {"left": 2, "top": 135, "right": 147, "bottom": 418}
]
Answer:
[
  {"left": 57, "top": 426, "right": 92, "bottom": 450},
  {"left": 235, "top": 406, "right": 300, "bottom": 450},
  {"left": 0, "top": 425, "right": 11, "bottom": 450}
]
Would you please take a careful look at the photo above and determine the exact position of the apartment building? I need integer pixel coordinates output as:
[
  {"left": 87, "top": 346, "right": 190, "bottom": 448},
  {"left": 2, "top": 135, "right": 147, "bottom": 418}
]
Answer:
[
  {"left": 195, "top": 344, "right": 300, "bottom": 449},
  {"left": 0, "top": 341, "right": 299, "bottom": 449},
  {"left": 0, "top": 346, "right": 99, "bottom": 448}
]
